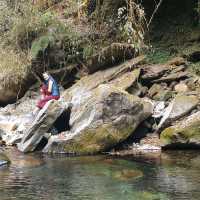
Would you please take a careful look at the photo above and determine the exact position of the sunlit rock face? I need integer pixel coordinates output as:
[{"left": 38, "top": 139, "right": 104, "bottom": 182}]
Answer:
[{"left": 44, "top": 84, "right": 153, "bottom": 154}]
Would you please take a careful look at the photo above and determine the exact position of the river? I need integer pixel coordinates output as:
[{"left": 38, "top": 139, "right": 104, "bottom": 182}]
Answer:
[{"left": 0, "top": 149, "right": 200, "bottom": 200}]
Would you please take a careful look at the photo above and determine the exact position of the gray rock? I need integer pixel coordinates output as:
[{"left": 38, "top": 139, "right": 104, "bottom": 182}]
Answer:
[
  {"left": 43, "top": 84, "right": 153, "bottom": 154},
  {"left": 0, "top": 153, "right": 10, "bottom": 166},
  {"left": 157, "top": 95, "right": 199, "bottom": 129},
  {"left": 18, "top": 100, "right": 66, "bottom": 153}
]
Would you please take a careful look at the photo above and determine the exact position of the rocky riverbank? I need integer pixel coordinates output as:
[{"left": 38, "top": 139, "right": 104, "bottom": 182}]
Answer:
[{"left": 0, "top": 52, "right": 200, "bottom": 155}]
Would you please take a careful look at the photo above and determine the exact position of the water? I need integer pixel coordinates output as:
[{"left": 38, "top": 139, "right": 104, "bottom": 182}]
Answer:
[{"left": 0, "top": 149, "right": 200, "bottom": 200}]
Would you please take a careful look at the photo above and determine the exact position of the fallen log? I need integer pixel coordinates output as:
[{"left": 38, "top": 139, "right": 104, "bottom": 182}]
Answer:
[{"left": 85, "top": 43, "right": 139, "bottom": 73}]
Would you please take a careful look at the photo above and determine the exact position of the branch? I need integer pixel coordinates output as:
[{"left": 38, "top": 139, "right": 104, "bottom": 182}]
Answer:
[{"left": 147, "top": 0, "right": 163, "bottom": 28}]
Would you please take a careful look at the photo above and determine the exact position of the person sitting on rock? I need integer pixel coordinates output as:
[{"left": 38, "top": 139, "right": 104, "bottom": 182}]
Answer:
[{"left": 33, "top": 72, "right": 60, "bottom": 116}]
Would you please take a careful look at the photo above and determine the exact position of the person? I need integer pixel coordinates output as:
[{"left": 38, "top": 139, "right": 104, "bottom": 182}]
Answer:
[{"left": 33, "top": 72, "right": 60, "bottom": 116}]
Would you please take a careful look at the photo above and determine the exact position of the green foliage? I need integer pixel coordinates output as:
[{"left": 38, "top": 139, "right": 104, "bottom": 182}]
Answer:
[
  {"left": 7, "top": 9, "right": 57, "bottom": 49},
  {"left": 146, "top": 49, "right": 172, "bottom": 64},
  {"left": 190, "top": 61, "right": 200, "bottom": 75},
  {"left": 31, "top": 35, "right": 54, "bottom": 59},
  {"left": 83, "top": 44, "right": 95, "bottom": 60}
]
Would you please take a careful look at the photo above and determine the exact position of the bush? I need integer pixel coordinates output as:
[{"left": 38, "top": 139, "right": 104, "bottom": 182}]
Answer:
[
  {"left": 8, "top": 9, "right": 57, "bottom": 49},
  {"left": 0, "top": 46, "right": 31, "bottom": 87}
]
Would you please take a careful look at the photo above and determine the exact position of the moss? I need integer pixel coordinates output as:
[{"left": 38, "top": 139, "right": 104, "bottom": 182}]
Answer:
[
  {"left": 63, "top": 124, "right": 134, "bottom": 154},
  {"left": 190, "top": 61, "right": 200, "bottom": 76},
  {"left": 160, "top": 127, "right": 176, "bottom": 145},
  {"left": 161, "top": 121, "right": 200, "bottom": 146},
  {"left": 145, "top": 48, "right": 173, "bottom": 64}
]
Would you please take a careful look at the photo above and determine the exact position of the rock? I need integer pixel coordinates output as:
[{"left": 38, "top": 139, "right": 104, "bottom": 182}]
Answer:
[
  {"left": 2, "top": 132, "right": 23, "bottom": 146},
  {"left": 148, "top": 84, "right": 173, "bottom": 101},
  {"left": 148, "top": 84, "right": 162, "bottom": 98},
  {"left": 0, "top": 72, "right": 35, "bottom": 106},
  {"left": 160, "top": 111, "right": 200, "bottom": 148},
  {"left": 152, "top": 71, "right": 189, "bottom": 83},
  {"left": 64, "top": 56, "right": 145, "bottom": 102},
  {"left": 174, "top": 82, "right": 189, "bottom": 93},
  {"left": 157, "top": 95, "right": 199, "bottom": 129},
  {"left": 167, "top": 57, "right": 186, "bottom": 66},
  {"left": 0, "top": 153, "right": 10, "bottom": 166},
  {"left": 140, "top": 133, "right": 161, "bottom": 148},
  {"left": 141, "top": 64, "right": 170, "bottom": 81},
  {"left": 171, "top": 65, "right": 185, "bottom": 73},
  {"left": 0, "top": 122, "right": 18, "bottom": 133},
  {"left": 18, "top": 100, "right": 66, "bottom": 153},
  {"left": 152, "top": 101, "right": 166, "bottom": 118},
  {"left": 108, "top": 69, "right": 140, "bottom": 91},
  {"left": 154, "top": 90, "right": 174, "bottom": 102},
  {"left": 112, "top": 169, "right": 143, "bottom": 181},
  {"left": 43, "top": 84, "right": 153, "bottom": 154}
]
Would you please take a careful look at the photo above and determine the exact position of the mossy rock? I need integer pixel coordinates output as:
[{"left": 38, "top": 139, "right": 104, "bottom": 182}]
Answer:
[
  {"left": 161, "top": 111, "right": 200, "bottom": 148},
  {"left": 44, "top": 84, "right": 153, "bottom": 154}
]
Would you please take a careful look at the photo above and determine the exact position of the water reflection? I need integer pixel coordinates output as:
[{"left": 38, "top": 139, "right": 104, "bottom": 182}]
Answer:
[{"left": 0, "top": 149, "right": 200, "bottom": 200}]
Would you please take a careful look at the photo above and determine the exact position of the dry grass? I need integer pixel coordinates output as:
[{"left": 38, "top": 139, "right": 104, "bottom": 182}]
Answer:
[{"left": 0, "top": 47, "right": 31, "bottom": 88}]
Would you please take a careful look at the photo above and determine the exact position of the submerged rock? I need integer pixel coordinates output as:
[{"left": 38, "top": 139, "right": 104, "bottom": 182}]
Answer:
[
  {"left": 0, "top": 153, "right": 10, "bottom": 166},
  {"left": 112, "top": 169, "right": 143, "bottom": 181},
  {"left": 160, "top": 111, "right": 200, "bottom": 148},
  {"left": 43, "top": 84, "right": 153, "bottom": 154}
]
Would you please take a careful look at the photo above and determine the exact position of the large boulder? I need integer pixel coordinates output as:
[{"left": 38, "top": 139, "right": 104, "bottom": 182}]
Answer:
[
  {"left": 0, "top": 73, "right": 35, "bottom": 106},
  {"left": 43, "top": 84, "right": 153, "bottom": 154},
  {"left": 157, "top": 95, "right": 199, "bottom": 129},
  {"left": 160, "top": 111, "right": 200, "bottom": 148},
  {"left": 0, "top": 87, "right": 41, "bottom": 145}
]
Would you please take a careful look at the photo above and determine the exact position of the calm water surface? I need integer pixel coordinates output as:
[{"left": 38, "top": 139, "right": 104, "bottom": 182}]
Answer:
[{"left": 0, "top": 149, "right": 200, "bottom": 200}]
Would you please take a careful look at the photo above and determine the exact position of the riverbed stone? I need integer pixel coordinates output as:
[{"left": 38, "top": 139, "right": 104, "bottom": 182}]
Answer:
[
  {"left": 43, "top": 84, "right": 153, "bottom": 154},
  {"left": 160, "top": 111, "right": 200, "bottom": 148}
]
